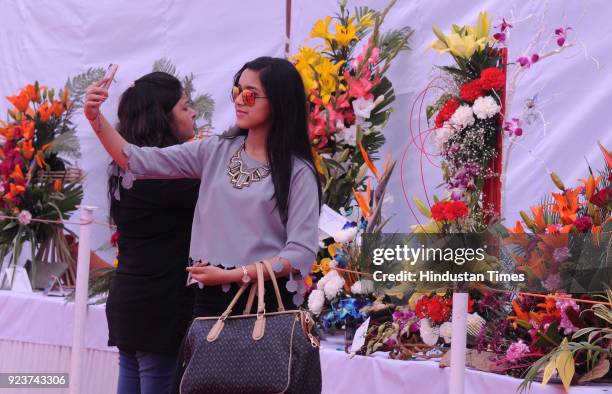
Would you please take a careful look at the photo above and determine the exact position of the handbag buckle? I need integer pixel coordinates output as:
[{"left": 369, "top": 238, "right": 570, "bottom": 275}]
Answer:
[{"left": 256, "top": 309, "right": 266, "bottom": 319}]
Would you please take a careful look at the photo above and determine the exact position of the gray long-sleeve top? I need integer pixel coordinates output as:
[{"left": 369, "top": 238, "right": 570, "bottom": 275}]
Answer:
[{"left": 120, "top": 134, "right": 319, "bottom": 294}]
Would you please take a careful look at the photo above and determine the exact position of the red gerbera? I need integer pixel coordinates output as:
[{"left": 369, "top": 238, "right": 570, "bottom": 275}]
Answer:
[
  {"left": 435, "top": 98, "right": 460, "bottom": 128},
  {"left": 480, "top": 67, "right": 505, "bottom": 91},
  {"left": 460, "top": 79, "right": 484, "bottom": 103}
]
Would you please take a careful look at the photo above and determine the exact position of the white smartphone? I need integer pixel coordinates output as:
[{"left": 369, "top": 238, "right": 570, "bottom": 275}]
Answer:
[{"left": 102, "top": 64, "right": 118, "bottom": 89}]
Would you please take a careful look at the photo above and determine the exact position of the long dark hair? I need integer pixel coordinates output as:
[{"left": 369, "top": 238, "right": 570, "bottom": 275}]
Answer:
[
  {"left": 108, "top": 71, "right": 183, "bottom": 202},
  {"left": 228, "top": 57, "right": 322, "bottom": 222}
]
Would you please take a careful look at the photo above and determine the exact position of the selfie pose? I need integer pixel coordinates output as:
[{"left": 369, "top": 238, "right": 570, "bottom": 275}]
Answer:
[
  {"left": 85, "top": 57, "right": 322, "bottom": 393},
  {"left": 95, "top": 71, "right": 200, "bottom": 394}
]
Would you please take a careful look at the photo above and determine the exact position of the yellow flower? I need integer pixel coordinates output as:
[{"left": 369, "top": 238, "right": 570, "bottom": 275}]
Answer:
[
  {"left": 312, "top": 257, "right": 332, "bottom": 275},
  {"left": 314, "top": 58, "right": 344, "bottom": 104},
  {"left": 310, "top": 16, "right": 332, "bottom": 39},
  {"left": 433, "top": 32, "right": 487, "bottom": 59},
  {"left": 332, "top": 22, "right": 357, "bottom": 47},
  {"left": 431, "top": 11, "right": 492, "bottom": 59},
  {"left": 472, "top": 11, "right": 491, "bottom": 40}
]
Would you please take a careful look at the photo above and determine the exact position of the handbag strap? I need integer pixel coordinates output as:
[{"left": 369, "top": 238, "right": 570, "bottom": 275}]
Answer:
[
  {"left": 206, "top": 282, "right": 250, "bottom": 342},
  {"left": 262, "top": 260, "right": 286, "bottom": 312},
  {"left": 243, "top": 260, "right": 286, "bottom": 314},
  {"left": 243, "top": 282, "right": 258, "bottom": 315},
  {"left": 252, "top": 262, "right": 266, "bottom": 340}
]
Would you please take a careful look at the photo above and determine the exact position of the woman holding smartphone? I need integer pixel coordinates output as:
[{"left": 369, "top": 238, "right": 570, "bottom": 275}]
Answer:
[
  {"left": 85, "top": 57, "right": 321, "bottom": 389},
  {"left": 98, "top": 71, "right": 200, "bottom": 394}
]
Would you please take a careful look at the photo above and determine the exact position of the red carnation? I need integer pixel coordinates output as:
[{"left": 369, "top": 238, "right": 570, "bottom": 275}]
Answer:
[
  {"left": 590, "top": 188, "right": 611, "bottom": 208},
  {"left": 573, "top": 216, "right": 593, "bottom": 233},
  {"left": 435, "top": 98, "right": 460, "bottom": 128},
  {"left": 431, "top": 201, "right": 469, "bottom": 222},
  {"left": 480, "top": 67, "right": 505, "bottom": 91},
  {"left": 460, "top": 79, "right": 484, "bottom": 103},
  {"left": 415, "top": 295, "right": 430, "bottom": 319}
]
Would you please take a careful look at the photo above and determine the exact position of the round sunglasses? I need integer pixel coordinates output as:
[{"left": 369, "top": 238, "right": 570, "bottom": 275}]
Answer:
[{"left": 231, "top": 86, "right": 268, "bottom": 107}]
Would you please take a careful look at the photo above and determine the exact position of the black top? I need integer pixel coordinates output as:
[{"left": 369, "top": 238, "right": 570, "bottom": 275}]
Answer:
[{"left": 106, "top": 178, "right": 200, "bottom": 355}]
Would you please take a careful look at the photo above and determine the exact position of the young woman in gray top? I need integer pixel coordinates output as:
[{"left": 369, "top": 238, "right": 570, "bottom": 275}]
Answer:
[{"left": 84, "top": 57, "right": 322, "bottom": 314}]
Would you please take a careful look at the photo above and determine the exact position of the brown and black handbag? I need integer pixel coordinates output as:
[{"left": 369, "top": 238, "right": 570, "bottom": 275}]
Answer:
[{"left": 180, "top": 261, "right": 322, "bottom": 394}]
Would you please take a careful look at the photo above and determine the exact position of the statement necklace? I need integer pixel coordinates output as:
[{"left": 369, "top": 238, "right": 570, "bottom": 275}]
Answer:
[{"left": 227, "top": 142, "right": 271, "bottom": 189}]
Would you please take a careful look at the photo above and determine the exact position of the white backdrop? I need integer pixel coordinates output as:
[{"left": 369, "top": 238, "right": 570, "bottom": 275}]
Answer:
[{"left": 1, "top": 0, "right": 611, "bottom": 260}]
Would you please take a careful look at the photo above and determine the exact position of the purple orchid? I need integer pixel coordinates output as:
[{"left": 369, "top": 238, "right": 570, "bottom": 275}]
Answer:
[
  {"left": 555, "top": 27, "right": 572, "bottom": 47},
  {"left": 504, "top": 117, "right": 523, "bottom": 137},
  {"left": 517, "top": 54, "right": 540, "bottom": 68}
]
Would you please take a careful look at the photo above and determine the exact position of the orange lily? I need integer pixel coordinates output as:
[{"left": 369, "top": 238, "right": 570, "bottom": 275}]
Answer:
[
  {"left": 51, "top": 101, "right": 64, "bottom": 117},
  {"left": 0, "top": 125, "right": 17, "bottom": 141},
  {"left": 507, "top": 298, "right": 531, "bottom": 328},
  {"left": 3, "top": 183, "right": 26, "bottom": 201},
  {"left": 578, "top": 175, "right": 601, "bottom": 200},
  {"left": 551, "top": 187, "right": 581, "bottom": 225},
  {"left": 37, "top": 102, "right": 53, "bottom": 122},
  {"left": 359, "top": 142, "right": 378, "bottom": 179},
  {"left": 20, "top": 120, "right": 35, "bottom": 140},
  {"left": 530, "top": 205, "right": 546, "bottom": 229},
  {"left": 20, "top": 140, "right": 35, "bottom": 160},
  {"left": 9, "top": 165, "right": 25, "bottom": 183},
  {"left": 23, "top": 84, "right": 40, "bottom": 103},
  {"left": 513, "top": 251, "right": 546, "bottom": 280},
  {"left": 6, "top": 91, "right": 29, "bottom": 113}
]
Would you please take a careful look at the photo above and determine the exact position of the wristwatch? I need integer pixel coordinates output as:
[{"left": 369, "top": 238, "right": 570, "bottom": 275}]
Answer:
[{"left": 241, "top": 266, "right": 251, "bottom": 284}]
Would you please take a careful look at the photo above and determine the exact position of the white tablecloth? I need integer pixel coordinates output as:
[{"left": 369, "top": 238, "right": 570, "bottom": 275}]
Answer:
[{"left": 1, "top": 290, "right": 610, "bottom": 394}]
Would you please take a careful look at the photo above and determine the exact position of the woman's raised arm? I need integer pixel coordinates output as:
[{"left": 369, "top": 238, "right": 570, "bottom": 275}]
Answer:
[
  {"left": 85, "top": 80, "right": 206, "bottom": 179},
  {"left": 85, "top": 80, "right": 130, "bottom": 169}
]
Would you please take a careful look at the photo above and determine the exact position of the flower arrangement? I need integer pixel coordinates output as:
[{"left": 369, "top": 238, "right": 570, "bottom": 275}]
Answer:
[
  {"left": 506, "top": 144, "right": 611, "bottom": 293},
  {"left": 424, "top": 11, "right": 505, "bottom": 225},
  {"left": 292, "top": 0, "right": 412, "bottom": 211},
  {"left": 0, "top": 81, "right": 84, "bottom": 287},
  {"left": 298, "top": 0, "right": 408, "bottom": 328}
]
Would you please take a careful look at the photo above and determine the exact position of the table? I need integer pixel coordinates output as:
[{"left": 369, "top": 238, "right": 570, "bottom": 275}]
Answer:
[{"left": 1, "top": 290, "right": 610, "bottom": 394}]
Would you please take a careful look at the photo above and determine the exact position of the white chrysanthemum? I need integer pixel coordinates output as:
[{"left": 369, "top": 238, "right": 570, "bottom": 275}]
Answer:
[
  {"left": 449, "top": 105, "right": 475, "bottom": 128},
  {"left": 472, "top": 96, "right": 501, "bottom": 119},
  {"left": 333, "top": 227, "right": 358, "bottom": 244},
  {"left": 433, "top": 123, "right": 454, "bottom": 152},
  {"left": 336, "top": 125, "right": 357, "bottom": 146},
  {"left": 307, "top": 289, "right": 325, "bottom": 315},
  {"left": 419, "top": 318, "right": 440, "bottom": 346},
  {"left": 318, "top": 270, "right": 345, "bottom": 300},
  {"left": 351, "top": 279, "right": 375, "bottom": 295},
  {"left": 440, "top": 322, "right": 453, "bottom": 344}
]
